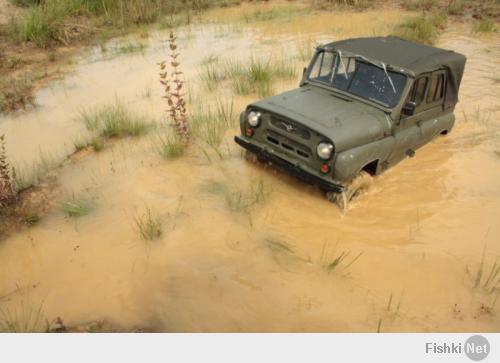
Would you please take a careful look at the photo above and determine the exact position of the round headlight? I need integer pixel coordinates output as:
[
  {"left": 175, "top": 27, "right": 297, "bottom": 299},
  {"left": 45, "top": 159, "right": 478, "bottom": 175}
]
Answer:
[
  {"left": 247, "top": 111, "right": 261, "bottom": 127},
  {"left": 317, "top": 142, "right": 333, "bottom": 160}
]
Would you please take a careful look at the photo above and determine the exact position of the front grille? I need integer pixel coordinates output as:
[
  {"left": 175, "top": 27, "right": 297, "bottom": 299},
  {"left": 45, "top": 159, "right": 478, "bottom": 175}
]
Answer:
[
  {"left": 265, "top": 130, "right": 312, "bottom": 159},
  {"left": 270, "top": 116, "right": 311, "bottom": 140}
]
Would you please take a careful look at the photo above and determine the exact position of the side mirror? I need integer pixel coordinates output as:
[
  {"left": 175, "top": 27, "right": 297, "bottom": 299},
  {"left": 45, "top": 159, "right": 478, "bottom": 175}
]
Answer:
[{"left": 402, "top": 101, "right": 416, "bottom": 116}]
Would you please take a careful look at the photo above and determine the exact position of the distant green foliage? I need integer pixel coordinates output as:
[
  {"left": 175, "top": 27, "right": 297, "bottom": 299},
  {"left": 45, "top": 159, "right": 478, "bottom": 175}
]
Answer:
[
  {"left": 8, "top": 0, "right": 242, "bottom": 47},
  {"left": 312, "top": 0, "right": 372, "bottom": 11},
  {"left": 393, "top": 13, "right": 446, "bottom": 44},
  {"left": 242, "top": 5, "right": 303, "bottom": 23},
  {"left": 445, "top": 0, "right": 466, "bottom": 15},
  {"left": 16, "top": 1, "right": 69, "bottom": 47},
  {"left": 401, "top": 0, "right": 438, "bottom": 11},
  {"left": 8, "top": 0, "right": 43, "bottom": 7},
  {"left": 474, "top": 18, "right": 496, "bottom": 33}
]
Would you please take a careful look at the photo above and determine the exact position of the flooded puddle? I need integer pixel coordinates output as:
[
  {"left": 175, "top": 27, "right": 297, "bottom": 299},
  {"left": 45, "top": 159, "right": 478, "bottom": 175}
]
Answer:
[{"left": 1, "top": 3, "right": 499, "bottom": 332}]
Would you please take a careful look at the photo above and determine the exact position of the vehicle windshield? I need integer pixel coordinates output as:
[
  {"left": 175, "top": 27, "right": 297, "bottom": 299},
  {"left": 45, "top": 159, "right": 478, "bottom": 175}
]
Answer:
[{"left": 307, "top": 50, "right": 407, "bottom": 108}]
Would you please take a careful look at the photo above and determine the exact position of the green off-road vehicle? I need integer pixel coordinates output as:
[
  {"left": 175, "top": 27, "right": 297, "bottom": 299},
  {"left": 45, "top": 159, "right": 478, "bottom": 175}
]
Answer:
[{"left": 234, "top": 36, "right": 466, "bottom": 208}]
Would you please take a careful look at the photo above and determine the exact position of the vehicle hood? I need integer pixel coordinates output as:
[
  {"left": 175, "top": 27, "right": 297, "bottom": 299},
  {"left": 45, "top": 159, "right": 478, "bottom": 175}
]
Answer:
[{"left": 251, "top": 85, "right": 391, "bottom": 151}]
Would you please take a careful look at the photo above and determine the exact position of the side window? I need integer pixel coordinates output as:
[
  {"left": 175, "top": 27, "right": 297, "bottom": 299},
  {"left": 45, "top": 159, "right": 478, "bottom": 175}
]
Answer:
[
  {"left": 309, "top": 53, "right": 322, "bottom": 78},
  {"left": 426, "top": 72, "right": 445, "bottom": 103},
  {"left": 318, "top": 52, "right": 335, "bottom": 78},
  {"left": 309, "top": 52, "right": 335, "bottom": 83},
  {"left": 333, "top": 57, "right": 356, "bottom": 90},
  {"left": 411, "top": 77, "right": 428, "bottom": 106}
]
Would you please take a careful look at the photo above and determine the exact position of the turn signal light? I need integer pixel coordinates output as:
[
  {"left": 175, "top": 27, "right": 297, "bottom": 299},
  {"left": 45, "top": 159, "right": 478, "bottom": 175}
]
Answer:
[
  {"left": 320, "top": 163, "right": 330, "bottom": 174},
  {"left": 246, "top": 127, "right": 254, "bottom": 137}
]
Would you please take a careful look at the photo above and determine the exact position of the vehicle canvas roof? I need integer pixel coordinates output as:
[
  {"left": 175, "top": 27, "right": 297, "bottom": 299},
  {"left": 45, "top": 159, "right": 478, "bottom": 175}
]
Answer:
[{"left": 321, "top": 36, "right": 467, "bottom": 108}]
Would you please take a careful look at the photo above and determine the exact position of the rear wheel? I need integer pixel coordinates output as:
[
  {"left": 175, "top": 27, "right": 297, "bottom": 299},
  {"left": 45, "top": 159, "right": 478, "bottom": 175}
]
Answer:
[{"left": 326, "top": 171, "right": 372, "bottom": 210}]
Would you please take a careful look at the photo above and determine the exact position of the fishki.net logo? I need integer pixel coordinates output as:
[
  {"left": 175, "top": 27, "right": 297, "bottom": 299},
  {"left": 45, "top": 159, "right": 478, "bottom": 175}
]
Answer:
[{"left": 426, "top": 335, "right": 490, "bottom": 361}]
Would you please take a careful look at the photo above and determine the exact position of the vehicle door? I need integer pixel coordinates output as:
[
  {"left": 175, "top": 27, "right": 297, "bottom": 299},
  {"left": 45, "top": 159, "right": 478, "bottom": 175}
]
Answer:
[
  {"left": 417, "top": 69, "right": 448, "bottom": 143},
  {"left": 390, "top": 74, "right": 429, "bottom": 163}
]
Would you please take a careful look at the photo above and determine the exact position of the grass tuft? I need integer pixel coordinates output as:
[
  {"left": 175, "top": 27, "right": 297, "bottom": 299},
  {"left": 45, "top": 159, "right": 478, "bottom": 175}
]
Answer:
[
  {"left": 319, "top": 242, "right": 363, "bottom": 274},
  {"left": 73, "top": 136, "right": 105, "bottom": 152},
  {"left": 201, "top": 61, "right": 226, "bottom": 91},
  {"left": 135, "top": 207, "right": 162, "bottom": 241},
  {"left": 190, "top": 99, "right": 235, "bottom": 152},
  {"left": 12, "top": 151, "right": 59, "bottom": 192},
  {"left": 79, "top": 102, "right": 151, "bottom": 139},
  {"left": 154, "top": 133, "right": 186, "bottom": 159},
  {"left": 89, "top": 137, "right": 104, "bottom": 151},
  {"left": 24, "top": 213, "right": 41, "bottom": 225},
  {"left": 202, "top": 178, "right": 269, "bottom": 213},
  {"left": 200, "top": 57, "right": 296, "bottom": 96},
  {"left": 467, "top": 243, "right": 500, "bottom": 296},
  {"left": 60, "top": 193, "right": 94, "bottom": 218},
  {"left": 0, "top": 300, "right": 47, "bottom": 333},
  {"left": 111, "top": 41, "right": 146, "bottom": 55},
  {"left": 264, "top": 238, "right": 295, "bottom": 254},
  {"left": 16, "top": 2, "right": 67, "bottom": 48},
  {"left": 226, "top": 57, "right": 296, "bottom": 97}
]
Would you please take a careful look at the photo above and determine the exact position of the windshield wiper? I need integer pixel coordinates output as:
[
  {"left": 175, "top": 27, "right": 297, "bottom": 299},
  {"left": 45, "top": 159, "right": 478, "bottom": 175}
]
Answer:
[
  {"left": 353, "top": 55, "right": 397, "bottom": 94},
  {"left": 337, "top": 50, "right": 348, "bottom": 80},
  {"left": 381, "top": 62, "right": 396, "bottom": 94}
]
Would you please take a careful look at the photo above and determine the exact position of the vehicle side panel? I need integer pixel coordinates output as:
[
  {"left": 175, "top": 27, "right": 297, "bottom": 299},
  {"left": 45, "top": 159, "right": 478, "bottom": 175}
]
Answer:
[
  {"left": 419, "top": 110, "right": 455, "bottom": 144},
  {"left": 333, "top": 137, "right": 395, "bottom": 182}
]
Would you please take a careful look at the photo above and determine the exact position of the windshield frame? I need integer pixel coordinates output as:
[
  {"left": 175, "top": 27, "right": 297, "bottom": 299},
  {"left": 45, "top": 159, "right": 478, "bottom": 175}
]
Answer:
[{"left": 305, "top": 49, "right": 409, "bottom": 110}]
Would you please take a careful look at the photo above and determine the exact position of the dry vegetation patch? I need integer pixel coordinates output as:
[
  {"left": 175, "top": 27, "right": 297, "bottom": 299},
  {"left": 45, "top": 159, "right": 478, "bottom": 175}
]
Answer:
[
  {"left": 0, "top": 134, "right": 59, "bottom": 240},
  {"left": 0, "top": 181, "right": 59, "bottom": 240}
]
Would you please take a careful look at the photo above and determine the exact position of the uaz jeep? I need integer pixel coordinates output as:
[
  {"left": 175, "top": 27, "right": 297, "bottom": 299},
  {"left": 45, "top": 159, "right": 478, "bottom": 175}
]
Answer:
[{"left": 234, "top": 36, "right": 466, "bottom": 208}]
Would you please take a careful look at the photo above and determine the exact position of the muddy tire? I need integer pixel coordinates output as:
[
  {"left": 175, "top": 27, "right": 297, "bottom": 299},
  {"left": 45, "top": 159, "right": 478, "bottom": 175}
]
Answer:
[
  {"left": 326, "top": 171, "right": 372, "bottom": 210},
  {"left": 244, "top": 150, "right": 258, "bottom": 163}
]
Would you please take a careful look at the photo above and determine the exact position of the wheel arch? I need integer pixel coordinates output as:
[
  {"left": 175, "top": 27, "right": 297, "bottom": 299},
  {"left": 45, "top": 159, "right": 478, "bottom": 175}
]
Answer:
[{"left": 361, "top": 159, "right": 379, "bottom": 176}]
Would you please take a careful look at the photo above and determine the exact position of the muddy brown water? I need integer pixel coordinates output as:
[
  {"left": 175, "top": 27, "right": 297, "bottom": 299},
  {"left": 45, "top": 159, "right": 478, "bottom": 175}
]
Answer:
[{"left": 1, "top": 4, "right": 499, "bottom": 332}]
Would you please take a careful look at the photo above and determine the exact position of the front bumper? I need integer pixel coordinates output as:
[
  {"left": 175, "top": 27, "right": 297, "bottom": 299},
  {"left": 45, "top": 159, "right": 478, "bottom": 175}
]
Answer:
[{"left": 234, "top": 136, "right": 343, "bottom": 193}]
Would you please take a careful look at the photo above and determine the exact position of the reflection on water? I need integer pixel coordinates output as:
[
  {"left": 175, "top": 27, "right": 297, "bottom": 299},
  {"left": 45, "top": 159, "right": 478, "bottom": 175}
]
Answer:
[{"left": 0, "top": 4, "right": 499, "bottom": 332}]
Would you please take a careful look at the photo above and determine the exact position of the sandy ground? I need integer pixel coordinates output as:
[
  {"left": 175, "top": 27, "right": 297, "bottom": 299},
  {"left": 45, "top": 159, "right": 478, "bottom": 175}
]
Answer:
[
  {"left": 0, "top": 2, "right": 499, "bottom": 332},
  {"left": 0, "top": 0, "right": 23, "bottom": 25}
]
